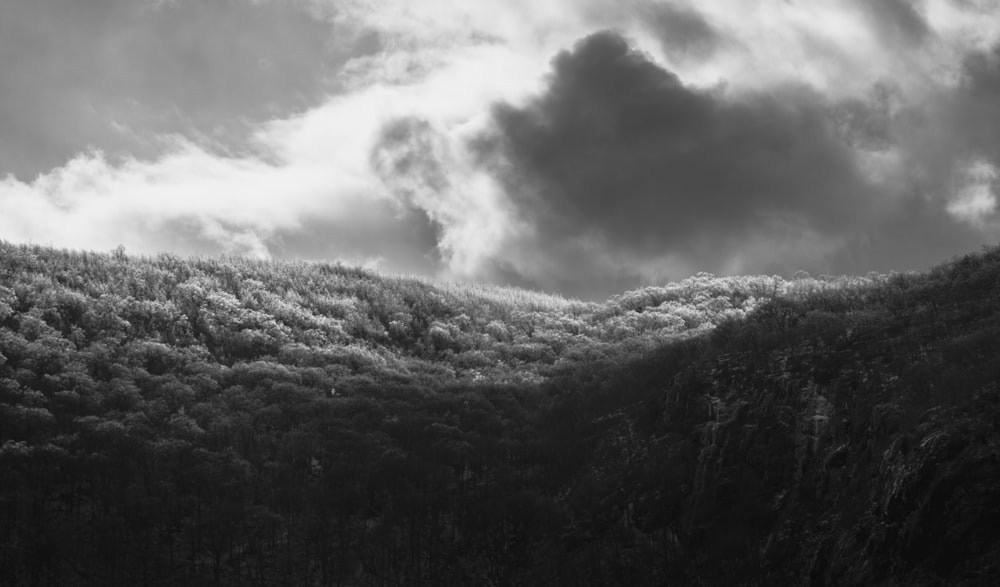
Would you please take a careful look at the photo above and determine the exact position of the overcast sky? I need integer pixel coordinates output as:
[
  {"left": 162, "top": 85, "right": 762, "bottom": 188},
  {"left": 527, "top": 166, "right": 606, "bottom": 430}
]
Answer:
[{"left": 2, "top": 0, "right": 999, "bottom": 299}]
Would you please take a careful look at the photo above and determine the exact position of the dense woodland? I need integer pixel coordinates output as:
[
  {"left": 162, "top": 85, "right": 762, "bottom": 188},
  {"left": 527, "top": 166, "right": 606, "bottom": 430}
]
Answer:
[{"left": 1, "top": 240, "right": 999, "bottom": 585}]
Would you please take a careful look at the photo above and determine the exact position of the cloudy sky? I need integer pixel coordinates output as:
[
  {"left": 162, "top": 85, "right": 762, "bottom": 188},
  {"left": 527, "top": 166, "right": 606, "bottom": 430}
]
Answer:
[{"left": 2, "top": 0, "right": 1000, "bottom": 299}]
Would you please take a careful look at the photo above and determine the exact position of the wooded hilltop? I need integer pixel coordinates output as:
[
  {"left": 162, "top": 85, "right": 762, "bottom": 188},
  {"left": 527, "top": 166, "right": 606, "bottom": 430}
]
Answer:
[{"left": 1, "top": 240, "right": 998, "bottom": 585}]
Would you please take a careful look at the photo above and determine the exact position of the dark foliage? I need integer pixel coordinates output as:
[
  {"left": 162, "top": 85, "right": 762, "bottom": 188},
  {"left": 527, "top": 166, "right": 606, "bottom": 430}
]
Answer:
[{"left": 1, "top": 240, "right": 998, "bottom": 585}]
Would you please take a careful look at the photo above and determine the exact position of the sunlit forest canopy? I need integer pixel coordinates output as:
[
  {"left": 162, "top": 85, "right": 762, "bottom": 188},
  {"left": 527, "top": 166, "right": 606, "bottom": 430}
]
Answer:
[{"left": 0, "top": 241, "right": 894, "bottom": 381}]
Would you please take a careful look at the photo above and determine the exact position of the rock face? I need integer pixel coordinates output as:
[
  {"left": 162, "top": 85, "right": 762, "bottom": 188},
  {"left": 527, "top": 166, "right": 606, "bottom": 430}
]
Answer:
[{"left": 567, "top": 258, "right": 1000, "bottom": 585}]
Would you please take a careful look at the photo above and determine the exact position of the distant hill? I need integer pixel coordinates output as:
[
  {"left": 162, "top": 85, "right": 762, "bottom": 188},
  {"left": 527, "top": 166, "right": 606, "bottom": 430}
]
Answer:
[{"left": 1, "top": 240, "right": 997, "bottom": 585}]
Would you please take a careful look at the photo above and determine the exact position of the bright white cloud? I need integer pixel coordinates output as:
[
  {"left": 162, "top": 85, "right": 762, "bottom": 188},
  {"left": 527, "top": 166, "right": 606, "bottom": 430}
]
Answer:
[
  {"left": 0, "top": 142, "right": 375, "bottom": 257},
  {"left": 947, "top": 159, "right": 998, "bottom": 225}
]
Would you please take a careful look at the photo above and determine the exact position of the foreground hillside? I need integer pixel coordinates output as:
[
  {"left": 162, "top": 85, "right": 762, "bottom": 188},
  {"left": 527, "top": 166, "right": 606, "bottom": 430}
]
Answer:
[{"left": 0, "top": 241, "right": 998, "bottom": 585}]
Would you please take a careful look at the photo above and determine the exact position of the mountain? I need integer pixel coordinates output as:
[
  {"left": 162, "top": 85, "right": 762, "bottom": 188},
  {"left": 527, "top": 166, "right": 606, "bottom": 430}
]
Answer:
[{"left": 0, "top": 240, "right": 998, "bottom": 585}]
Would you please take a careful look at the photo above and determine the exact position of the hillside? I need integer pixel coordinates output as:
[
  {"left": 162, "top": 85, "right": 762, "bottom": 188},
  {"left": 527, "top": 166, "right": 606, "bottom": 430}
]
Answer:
[{"left": 0, "top": 240, "right": 998, "bottom": 585}]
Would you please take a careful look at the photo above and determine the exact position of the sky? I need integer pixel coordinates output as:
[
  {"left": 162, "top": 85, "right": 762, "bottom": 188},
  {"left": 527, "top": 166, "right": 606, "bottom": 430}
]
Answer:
[{"left": 2, "top": 0, "right": 1000, "bottom": 300}]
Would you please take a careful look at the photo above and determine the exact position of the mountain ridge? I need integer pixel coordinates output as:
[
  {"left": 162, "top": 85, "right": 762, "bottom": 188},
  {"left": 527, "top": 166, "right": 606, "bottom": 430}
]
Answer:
[{"left": 1, "top": 240, "right": 998, "bottom": 585}]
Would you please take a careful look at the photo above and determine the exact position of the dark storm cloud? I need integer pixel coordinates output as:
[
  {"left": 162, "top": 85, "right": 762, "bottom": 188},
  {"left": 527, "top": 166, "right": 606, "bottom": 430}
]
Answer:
[
  {"left": 854, "top": 0, "right": 931, "bottom": 49},
  {"left": 955, "top": 45, "right": 1000, "bottom": 160},
  {"left": 830, "top": 194, "right": 989, "bottom": 275},
  {"left": 886, "top": 43, "right": 1000, "bottom": 210},
  {"left": 830, "top": 83, "right": 897, "bottom": 150},
  {"left": 813, "top": 41, "right": 1000, "bottom": 276},
  {"left": 639, "top": 3, "right": 722, "bottom": 60},
  {"left": 0, "top": 0, "right": 344, "bottom": 180},
  {"left": 476, "top": 31, "right": 877, "bottom": 276}
]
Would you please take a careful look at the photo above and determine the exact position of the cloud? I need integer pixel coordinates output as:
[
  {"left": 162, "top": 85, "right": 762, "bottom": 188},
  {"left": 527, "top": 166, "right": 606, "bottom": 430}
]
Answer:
[
  {"left": 0, "top": 104, "right": 442, "bottom": 272},
  {"left": 0, "top": 0, "right": 540, "bottom": 282},
  {"left": 368, "top": 116, "right": 525, "bottom": 278},
  {"left": 855, "top": 0, "right": 931, "bottom": 49},
  {"left": 0, "top": 33, "right": 522, "bottom": 277},
  {"left": 955, "top": 44, "right": 1000, "bottom": 159},
  {"left": 470, "top": 31, "right": 882, "bottom": 296},
  {"left": 884, "top": 40, "right": 1000, "bottom": 229},
  {"left": 3, "top": 0, "right": 1000, "bottom": 299},
  {"left": 0, "top": 0, "right": 341, "bottom": 180},
  {"left": 945, "top": 160, "right": 998, "bottom": 225},
  {"left": 464, "top": 25, "right": 1000, "bottom": 298},
  {"left": 0, "top": 144, "right": 336, "bottom": 254},
  {"left": 641, "top": 2, "right": 723, "bottom": 60}
]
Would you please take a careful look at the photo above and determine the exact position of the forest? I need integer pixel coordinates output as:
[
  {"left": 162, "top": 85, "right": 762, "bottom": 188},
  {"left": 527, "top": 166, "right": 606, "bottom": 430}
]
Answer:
[{"left": 1, "top": 239, "right": 999, "bottom": 585}]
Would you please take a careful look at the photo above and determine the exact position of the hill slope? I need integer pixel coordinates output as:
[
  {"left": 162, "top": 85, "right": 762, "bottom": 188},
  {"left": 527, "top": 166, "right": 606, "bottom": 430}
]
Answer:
[
  {"left": 0, "top": 241, "right": 998, "bottom": 585},
  {"left": 547, "top": 247, "right": 1000, "bottom": 585}
]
